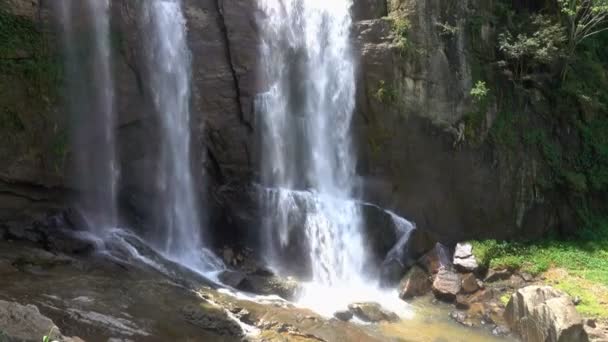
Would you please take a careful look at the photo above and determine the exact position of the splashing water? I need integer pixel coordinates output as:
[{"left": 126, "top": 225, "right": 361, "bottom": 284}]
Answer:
[
  {"left": 254, "top": 0, "right": 411, "bottom": 315},
  {"left": 257, "top": 0, "right": 363, "bottom": 283},
  {"left": 141, "top": 0, "right": 222, "bottom": 272},
  {"left": 56, "top": 0, "right": 118, "bottom": 230}
]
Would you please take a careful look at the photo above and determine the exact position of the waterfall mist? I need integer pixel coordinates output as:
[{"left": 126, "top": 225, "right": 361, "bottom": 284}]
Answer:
[
  {"left": 257, "top": 0, "right": 367, "bottom": 286},
  {"left": 57, "top": 0, "right": 118, "bottom": 230},
  {"left": 140, "top": 0, "right": 221, "bottom": 272}
]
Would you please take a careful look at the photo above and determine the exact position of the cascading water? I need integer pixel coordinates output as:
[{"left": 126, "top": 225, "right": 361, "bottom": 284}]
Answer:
[
  {"left": 256, "top": 0, "right": 385, "bottom": 313},
  {"left": 141, "top": 0, "right": 221, "bottom": 272},
  {"left": 57, "top": 0, "right": 118, "bottom": 230}
]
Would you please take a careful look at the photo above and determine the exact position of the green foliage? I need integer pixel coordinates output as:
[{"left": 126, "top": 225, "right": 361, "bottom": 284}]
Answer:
[
  {"left": 470, "top": 81, "right": 489, "bottom": 102},
  {"left": 558, "top": 0, "right": 608, "bottom": 57},
  {"left": 436, "top": 21, "right": 458, "bottom": 36},
  {"left": 490, "top": 111, "right": 520, "bottom": 149},
  {"left": 498, "top": 15, "right": 567, "bottom": 80},
  {"left": 390, "top": 15, "right": 411, "bottom": 54},
  {"left": 374, "top": 80, "right": 396, "bottom": 104},
  {"left": 471, "top": 219, "right": 608, "bottom": 285}
]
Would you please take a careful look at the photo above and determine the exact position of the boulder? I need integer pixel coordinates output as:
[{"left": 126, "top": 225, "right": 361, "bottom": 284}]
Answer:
[
  {"left": 504, "top": 286, "right": 589, "bottom": 342},
  {"left": 461, "top": 273, "right": 480, "bottom": 294},
  {"left": 485, "top": 269, "right": 512, "bottom": 283},
  {"left": 334, "top": 310, "right": 353, "bottom": 321},
  {"left": 398, "top": 265, "right": 431, "bottom": 299},
  {"left": 450, "top": 310, "right": 473, "bottom": 327},
  {"left": 432, "top": 268, "right": 461, "bottom": 301},
  {"left": 454, "top": 243, "right": 473, "bottom": 259},
  {"left": 453, "top": 243, "right": 479, "bottom": 272},
  {"left": 347, "top": 302, "right": 399, "bottom": 323},
  {"left": 218, "top": 270, "right": 300, "bottom": 301},
  {"left": 419, "top": 243, "right": 451, "bottom": 274},
  {"left": 0, "top": 300, "right": 78, "bottom": 342}
]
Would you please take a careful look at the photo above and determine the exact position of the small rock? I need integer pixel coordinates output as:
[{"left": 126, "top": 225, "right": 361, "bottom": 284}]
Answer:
[
  {"left": 432, "top": 268, "right": 461, "bottom": 302},
  {"left": 453, "top": 243, "right": 478, "bottom": 272},
  {"left": 449, "top": 311, "right": 472, "bottom": 327},
  {"left": 347, "top": 302, "right": 399, "bottom": 323},
  {"left": 454, "top": 243, "right": 473, "bottom": 259},
  {"left": 492, "top": 325, "right": 510, "bottom": 336},
  {"left": 455, "top": 295, "right": 470, "bottom": 310},
  {"left": 461, "top": 273, "right": 480, "bottom": 294},
  {"left": 453, "top": 256, "right": 479, "bottom": 273},
  {"left": 573, "top": 296, "right": 582, "bottom": 306},
  {"left": 586, "top": 319, "right": 596, "bottom": 328},
  {"left": 519, "top": 272, "right": 534, "bottom": 282},
  {"left": 484, "top": 269, "right": 512, "bottom": 283},
  {"left": 399, "top": 265, "right": 431, "bottom": 299},
  {"left": 334, "top": 310, "right": 353, "bottom": 321}
]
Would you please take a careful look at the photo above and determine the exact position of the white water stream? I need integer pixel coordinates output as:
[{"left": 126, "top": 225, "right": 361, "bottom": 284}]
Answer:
[{"left": 141, "top": 0, "right": 222, "bottom": 272}]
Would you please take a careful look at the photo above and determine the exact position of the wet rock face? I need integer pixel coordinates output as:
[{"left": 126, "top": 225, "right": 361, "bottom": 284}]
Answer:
[
  {"left": 353, "top": 0, "right": 555, "bottom": 243},
  {"left": 505, "top": 286, "right": 589, "bottom": 342}
]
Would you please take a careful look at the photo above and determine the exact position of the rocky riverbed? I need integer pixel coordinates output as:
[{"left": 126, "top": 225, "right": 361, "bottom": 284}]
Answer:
[{"left": 0, "top": 220, "right": 520, "bottom": 342}]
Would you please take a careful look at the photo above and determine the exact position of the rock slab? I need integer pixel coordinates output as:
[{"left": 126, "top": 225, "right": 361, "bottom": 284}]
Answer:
[
  {"left": 432, "top": 268, "right": 461, "bottom": 301},
  {"left": 399, "top": 265, "right": 431, "bottom": 299},
  {"left": 347, "top": 302, "right": 399, "bottom": 323},
  {"left": 504, "top": 286, "right": 589, "bottom": 342}
]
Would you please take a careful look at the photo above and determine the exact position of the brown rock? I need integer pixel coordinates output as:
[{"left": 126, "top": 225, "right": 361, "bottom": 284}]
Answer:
[
  {"left": 461, "top": 273, "right": 480, "bottom": 294},
  {"left": 432, "top": 268, "right": 461, "bottom": 301},
  {"left": 399, "top": 265, "right": 431, "bottom": 299},
  {"left": 504, "top": 286, "right": 589, "bottom": 342},
  {"left": 347, "top": 302, "right": 399, "bottom": 323},
  {"left": 485, "top": 269, "right": 512, "bottom": 283}
]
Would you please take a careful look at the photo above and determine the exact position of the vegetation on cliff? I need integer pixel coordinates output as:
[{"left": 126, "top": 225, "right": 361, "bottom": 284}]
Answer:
[{"left": 0, "top": 4, "right": 66, "bottom": 177}]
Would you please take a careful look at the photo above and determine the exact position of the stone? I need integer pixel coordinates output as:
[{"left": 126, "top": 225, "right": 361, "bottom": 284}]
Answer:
[
  {"left": 347, "top": 302, "right": 399, "bottom": 323},
  {"left": 461, "top": 273, "right": 480, "bottom": 294},
  {"left": 504, "top": 286, "right": 589, "bottom": 342},
  {"left": 453, "top": 256, "right": 479, "bottom": 272},
  {"left": 449, "top": 311, "right": 472, "bottom": 327},
  {"left": 453, "top": 243, "right": 478, "bottom": 272},
  {"left": 454, "top": 243, "right": 473, "bottom": 259},
  {"left": 492, "top": 325, "right": 510, "bottom": 336},
  {"left": 519, "top": 272, "right": 534, "bottom": 282},
  {"left": 432, "top": 268, "right": 461, "bottom": 301},
  {"left": 485, "top": 269, "right": 512, "bottom": 283},
  {"left": 222, "top": 272, "right": 301, "bottom": 301},
  {"left": 419, "top": 243, "right": 451, "bottom": 274},
  {"left": 334, "top": 310, "right": 353, "bottom": 321},
  {"left": 398, "top": 265, "right": 431, "bottom": 299},
  {"left": 0, "top": 300, "right": 67, "bottom": 342}
]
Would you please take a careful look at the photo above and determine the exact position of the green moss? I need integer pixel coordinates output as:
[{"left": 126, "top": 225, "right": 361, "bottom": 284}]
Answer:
[
  {"left": 0, "top": 8, "right": 62, "bottom": 99},
  {"left": 490, "top": 111, "right": 521, "bottom": 149}
]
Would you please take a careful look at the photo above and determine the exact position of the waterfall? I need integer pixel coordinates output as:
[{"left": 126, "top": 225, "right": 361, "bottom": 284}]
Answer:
[
  {"left": 140, "top": 0, "right": 221, "bottom": 271},
  {"left": 257, "top": 0, "right": 365, "bottom": 285},
  {"left": 57, "top": 0, "right": 118, "bottom": 230}
]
